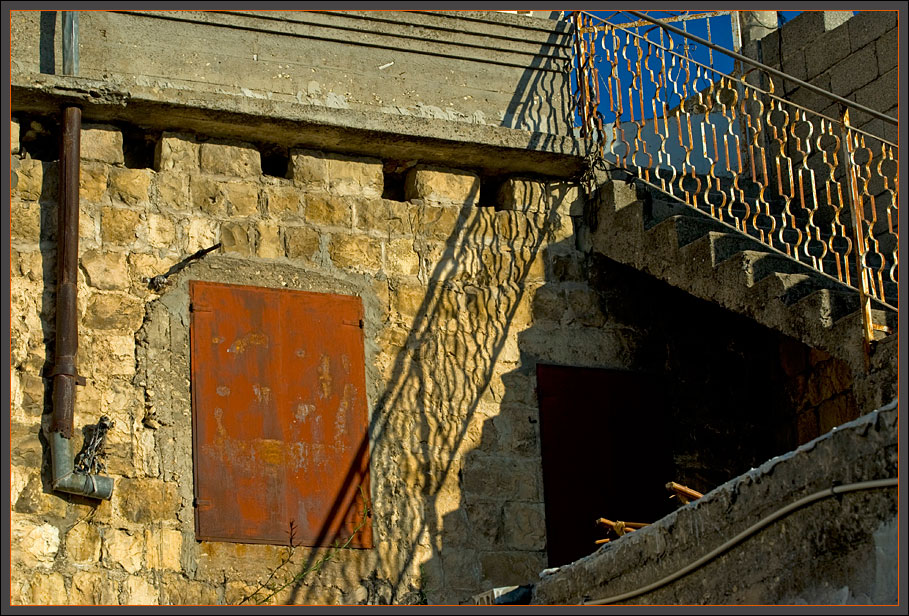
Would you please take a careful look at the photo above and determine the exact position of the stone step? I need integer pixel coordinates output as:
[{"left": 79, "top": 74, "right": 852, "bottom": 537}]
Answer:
[
  {"left": 714, "top": 250, "right": 808, "bottom": 289},
  {"left": 791, "top": 288, "right": 861, "bottom": 328}
]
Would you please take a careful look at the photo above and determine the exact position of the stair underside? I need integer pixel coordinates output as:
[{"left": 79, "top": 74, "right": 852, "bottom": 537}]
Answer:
[{"left": 592, "top": 179, "right": 898, "bottom": 372}]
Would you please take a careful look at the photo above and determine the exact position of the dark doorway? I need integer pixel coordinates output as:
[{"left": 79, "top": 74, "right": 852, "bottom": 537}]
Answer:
[{"left": 537, "top": 364, "right": 676, "bottom": 567}]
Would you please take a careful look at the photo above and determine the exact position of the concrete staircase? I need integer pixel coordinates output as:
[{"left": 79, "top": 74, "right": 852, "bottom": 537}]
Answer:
[{"left": 590, "top": 177, "right": 898, "bottom": 373}]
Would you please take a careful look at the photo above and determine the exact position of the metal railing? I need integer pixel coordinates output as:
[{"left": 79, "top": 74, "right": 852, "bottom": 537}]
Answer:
[{"left": 571, "top": 10, "right": 899, "bottom": 344}]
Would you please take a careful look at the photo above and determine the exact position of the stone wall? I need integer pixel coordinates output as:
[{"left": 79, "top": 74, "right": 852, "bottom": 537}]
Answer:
[
  {"left": 11, "top": 112, "right": 892, "bottom": 604},
  {"left": 9, "top": 117, "right": 585, "bottom": 605}
]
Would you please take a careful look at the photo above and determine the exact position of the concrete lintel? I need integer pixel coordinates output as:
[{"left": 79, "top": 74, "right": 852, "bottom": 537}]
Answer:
[{"left": 12, "top": 73, "right": 587, "bottom": 177}]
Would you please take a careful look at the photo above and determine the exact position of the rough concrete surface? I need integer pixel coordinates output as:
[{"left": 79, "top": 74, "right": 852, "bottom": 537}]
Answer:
[{"left": 532, "top": 402, "right": 899, "bottom": 605}]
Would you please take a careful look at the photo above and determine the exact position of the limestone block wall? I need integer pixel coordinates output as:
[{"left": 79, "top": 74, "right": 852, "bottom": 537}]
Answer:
[{"left": 9, "top": 116, "right": 587, "bottom": 605}]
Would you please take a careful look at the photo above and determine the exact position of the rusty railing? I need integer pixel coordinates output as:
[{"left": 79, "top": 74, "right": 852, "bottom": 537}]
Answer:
[{"left": 571, "top": 10, "right": 899, "bottom": 343}]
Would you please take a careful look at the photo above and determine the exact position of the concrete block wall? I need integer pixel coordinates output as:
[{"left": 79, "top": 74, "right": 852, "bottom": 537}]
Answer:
[{"left": 751, "top": 10, "right": 897, "bottom": 142}]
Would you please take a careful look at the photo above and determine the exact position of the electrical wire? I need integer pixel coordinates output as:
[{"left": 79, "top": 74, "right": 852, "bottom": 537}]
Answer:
[{"left": 582, "top": 477, "right": 899, "bottom": 605}]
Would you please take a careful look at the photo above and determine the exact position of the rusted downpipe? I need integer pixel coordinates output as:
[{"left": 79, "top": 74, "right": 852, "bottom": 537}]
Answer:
[{"left": 47, "top": 106, "right": 113, "bottom": 500}]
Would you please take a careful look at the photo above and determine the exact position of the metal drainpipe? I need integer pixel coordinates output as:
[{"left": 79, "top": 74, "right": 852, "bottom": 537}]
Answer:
[{"left": 47, "top": 12, "right": 113, "bottom": 500}]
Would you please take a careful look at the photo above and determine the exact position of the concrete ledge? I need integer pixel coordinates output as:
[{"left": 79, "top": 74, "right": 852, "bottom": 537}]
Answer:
[
  {"left": 532, "top": 401, "right": 898, "bottom": 605},
  {"left": 11, "top": 73, "right": 586, "bottom": 177}
]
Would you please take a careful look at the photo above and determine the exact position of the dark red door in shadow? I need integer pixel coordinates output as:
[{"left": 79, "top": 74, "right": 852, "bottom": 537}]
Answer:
[{"left": 537, "top": 364, "right": 675, "bottom": 567}]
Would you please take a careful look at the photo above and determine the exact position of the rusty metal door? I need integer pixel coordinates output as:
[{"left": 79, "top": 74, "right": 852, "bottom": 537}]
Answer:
[{"left": 190, "top": 281, "right": 372, "bottom": 548}]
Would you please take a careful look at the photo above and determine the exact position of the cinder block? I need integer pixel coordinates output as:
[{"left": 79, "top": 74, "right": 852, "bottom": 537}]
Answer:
[
  {"left": 804, "top": 22, "right": 851, "bottom": 80},
  {"left": 829, "top": 43, "right": 878, "bottom": 97},
  {"left": 848, "top": 10, "right": 897, "bottom": 53}
]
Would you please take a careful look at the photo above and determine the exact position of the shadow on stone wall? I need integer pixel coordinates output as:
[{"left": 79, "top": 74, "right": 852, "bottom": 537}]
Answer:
[{"left": 282, "top": 184, "right": 565, "bottom": 604}]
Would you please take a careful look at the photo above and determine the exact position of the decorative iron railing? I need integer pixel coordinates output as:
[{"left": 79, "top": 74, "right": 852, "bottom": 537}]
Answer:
[{"left": 571, "top": 10, "right": 899, "bottom": 344}]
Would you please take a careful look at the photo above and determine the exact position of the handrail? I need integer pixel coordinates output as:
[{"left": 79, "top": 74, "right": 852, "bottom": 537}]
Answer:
[
  {"left": 569, "top": 9, "right": 900, "bottom": 343},
  {"left": 619, "top": 10, "right": 897, "bottom": 126}
]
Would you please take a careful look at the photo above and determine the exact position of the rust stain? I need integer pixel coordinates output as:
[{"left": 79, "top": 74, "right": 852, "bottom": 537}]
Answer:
[
  {"left": 255, "top": 439, "right": 285, "bottom": 465},
  {"left": 318, "top": 354, "right": 332, "bottom": 399},
  {"left": 296, "top": 402, "right": 315, "bottom": 422},
  {"left": 253, "top": 385, "right": 272, "bottom": 404},
  {"left": 295, "top": 349, "right": 305, "bottom": 358},
  {"left": 227, "top": 331, "right": 269, "bottom": 354},
  {"left": 212, "top": 336, "right": 224, "bottom": 344}
]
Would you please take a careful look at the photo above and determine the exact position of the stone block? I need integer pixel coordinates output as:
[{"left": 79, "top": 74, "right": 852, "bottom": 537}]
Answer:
[
  {"left": 85, "top": 292, "right": 145, "bottom": 331},
  {"left": 415, "top": 205, "right": 461, "bottom": 241},
  {"left": 848, "top": 10, "right": 896, "bottom": 53},
  {"left": 14, "top": 157, "right": 46, "bottom": 201},
  {"left": 110, "top": 168, "right": 151, "bottom": 206},
  {"left": 81, "top": 250, "right": 130, "bottom": 290},
  {"left": 393, "top": 281, "right": 428, "bottom": 319},
  {"left": 329, "top": 233, "right": 382, "bottom": 272},
  {"left": 386, "top": 238, "right": 420, "bottom": 276},
  {"left": 220, "top": 222, "right": 252, "bottom": 256},
  {"left": 147, "top": 213, "right": 177, "bottom": 249},
  {"left": 71, "top": 571, "right": 121, "bottom": 605},
  {"left": 549, "top": 181, "right": 584, "bottom": 217},
  {"left": 81, "top": 125, "right": 124, "bottom": 164},
  {"left": 80, "top": 162, "right": 110, "bottom": 203},
  {"left": 12, "top": 517, "right": 60, "bottom": 567},
  {"left": 305, "top": 193, "right": 353, "bottom": 227},
  {"left": 265, "top": 184, "right": 302, "bottom": 216},
  {"left": 498, "top": 177, "right": 547, "bottom": 212},
  {"left": 13, "top": 473, "right": 68, "bottom": 518},
  {"left": 66, "top": 522, "right": 102, "bottom": 564},
  {"left": 200, "top": 141, "right": 262, "bottom": 177},
  {"left": 154, "top": 132, "right": 199, "bottom": 172},
  {"left": 145, "top": 528, "right": 183, "bottom": 571},
  {"left": 531, "top": 286, "right": 565, "bottom": 324},
  {"left": 124, "top": 576, "right": 160, "bottom": 605},
  {"left": 566, "top": 288, "right": 605, "bottom": 327},
  {"left": 357, "top": 198, "right": 413, "bottom": 237},
  {"left": 256, "top": 221, "right": 282, "bottom": 259},
  {"left": 155, "top": 172, "right": 189, "bottom": 208},
  {"left": 829, "top": 43, "right": 878, "bottom": 96},
  {"left": 101, "top": 207, "right": 141, "bottom": 245},
  {"left": 28, "top": 572, "right": 69, "bottom": 605},
  {"left": 115, "top": 478, "right": 181, "bottom": 523},
  {"left": 11, "top": 118, "right": 20, "bottom": 153},
  {"left": 224, "top": 181, "right": 260, "bottom": 216},
  {"left": 185, "top": 218, "right": 220, "bottom": 253},
  {"left": 288, "top": 149, "right": 329, "bottom": 189},
  {"left": 462, "top": 455, "right": 540, "bottom": 500},
  {"left": 329, "top": 155, "right": 384, "bottom": 198},
  {"left": 103, "top": 528, "right": 145, "bottom": 573},
  {"left": 503, "top": 502, "right": 546, "bottom": 550},
  {"left": 290, "top": 149, "right": 384, "bottom": 198},
  {"left": 406, "top": 166, "right": 479, "bottom": 205},
  {"left": 479, "top": 551, "right": 547, "bottom": 587},
  {"left": 159, "top": 575, "right": 219, "bottom": 606},
  {"left": 440, "top": 548, "right": 481, "bottom": 589},
  {"left": 190, "top": 176, "right": 227, "bottom": 216},
  {"left": 284, "top": 226, "right": 321, "bottom": 260},
  {"left": 464, "top": 499, "right": 503, "bottom": 547},
  {"left": 10, "top": 201, "right": 41, "bottom": 240}
]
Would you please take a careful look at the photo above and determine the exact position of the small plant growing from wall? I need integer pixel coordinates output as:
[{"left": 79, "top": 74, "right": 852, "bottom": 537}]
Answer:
[{"left": 238, "top": 486, "right": 371, "bottom": 605}]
